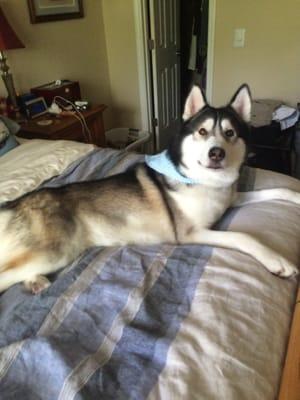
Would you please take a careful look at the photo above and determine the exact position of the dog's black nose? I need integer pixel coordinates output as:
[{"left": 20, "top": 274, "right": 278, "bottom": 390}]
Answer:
[{"left": 208, "top": 147, "right": 225, "bottom": 161}]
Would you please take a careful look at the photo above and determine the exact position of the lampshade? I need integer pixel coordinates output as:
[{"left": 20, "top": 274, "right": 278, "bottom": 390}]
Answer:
[{"left": 0, "top": 7, "right": 24, "bottom": 51}]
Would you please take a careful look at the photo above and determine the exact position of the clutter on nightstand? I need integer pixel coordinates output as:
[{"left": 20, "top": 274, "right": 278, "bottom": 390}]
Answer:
[
  {"left": 17, "top": 104, "right": 107, "bottom": 147},
  {"left": 2, "top": 78, "right": 107, "bottom": 148},
  {"left": 30, "top": 80, "right": 81, "bottom": 106}
]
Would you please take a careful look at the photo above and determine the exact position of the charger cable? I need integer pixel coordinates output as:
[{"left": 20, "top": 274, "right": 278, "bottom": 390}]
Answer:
[{"left": 51, "top": 96, "right": 92, "bottom": 142}]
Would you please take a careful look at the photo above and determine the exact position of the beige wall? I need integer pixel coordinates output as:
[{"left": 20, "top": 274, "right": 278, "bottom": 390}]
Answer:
[
  {"left": 0, "top": 0, "right": 142, "bottom": 130},
  {"left": 212, "top": 0, "right": 300, "bottom": 106},
  {"left": 102, "top": 0, "right": 141, "bottom": 129},
  {"left": 0, "top": 0, "right": 113, "bottom": 127},
  {"left": 3, "top": 1, "right": 297, "bottom": 132}
]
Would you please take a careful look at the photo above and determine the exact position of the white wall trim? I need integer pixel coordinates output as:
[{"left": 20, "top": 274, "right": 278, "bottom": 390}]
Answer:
[
  {"left": 134, "top": 0, "right": 153, "bottom": 135},
  {"left": 206, "top": 0, "right": 216, "bottom": 103}
]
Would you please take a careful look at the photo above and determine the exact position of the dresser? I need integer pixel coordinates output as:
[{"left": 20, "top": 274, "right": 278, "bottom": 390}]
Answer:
[
  {"left": 17, "top": 104, "right": 107, "bottom": 147},
  {"left": 246, "top": 123, "right": 295, "bottom": 175}
]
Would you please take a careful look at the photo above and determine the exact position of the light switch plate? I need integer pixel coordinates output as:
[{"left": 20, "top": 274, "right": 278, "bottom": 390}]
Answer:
[{"left": 233, "top": 28, "right": 245, "bottom": 48}]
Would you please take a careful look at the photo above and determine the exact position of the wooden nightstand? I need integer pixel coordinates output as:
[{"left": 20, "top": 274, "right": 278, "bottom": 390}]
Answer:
[{"left": 17, "top": 104, "right": 107, "bottom": 147}]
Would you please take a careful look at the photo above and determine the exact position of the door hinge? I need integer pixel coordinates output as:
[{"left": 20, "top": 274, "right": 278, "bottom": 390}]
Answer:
[
  {"left": 148, "top": 39, "right": 155, "bottom": 50},
  {"left": 152, "top": 117, "right": 158, "bottom": 127}
]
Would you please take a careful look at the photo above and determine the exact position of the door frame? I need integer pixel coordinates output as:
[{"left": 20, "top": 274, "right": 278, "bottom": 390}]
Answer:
[
  {"left": 205, "top": 0, "right": 216, "bottom": 103},
  {"left": 134, "top": 0, "right": 216, "bottom": 146},
  {"left": 134, "top": 0, "right": 153, "bottom": 135}
]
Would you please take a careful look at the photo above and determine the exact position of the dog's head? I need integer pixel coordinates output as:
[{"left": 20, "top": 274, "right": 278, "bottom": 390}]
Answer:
[{"left": 169, "top": 84, "right": 251, "bottom": 187}]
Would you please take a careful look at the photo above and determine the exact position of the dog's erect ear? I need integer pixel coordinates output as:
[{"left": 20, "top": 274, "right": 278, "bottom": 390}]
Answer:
[
  {"left": 182, "top": 85, "right": 207, "bottom": 121},
  {"left": 230, "top": 84, "right": 252, "bottom": 122}
]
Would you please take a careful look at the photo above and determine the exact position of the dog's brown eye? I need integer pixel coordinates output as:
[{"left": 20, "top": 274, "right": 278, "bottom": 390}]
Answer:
[
  {"left": 225, "top": 129, "right": 234, "bottom": 138},
  {"left": 199, "top": 128, "right": 207, "bottom": 136}
]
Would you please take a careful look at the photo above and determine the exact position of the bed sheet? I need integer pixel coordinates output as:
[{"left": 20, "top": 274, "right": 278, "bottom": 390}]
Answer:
[{"left": 0, "top": 139, "right": 94, "bottom": 204}]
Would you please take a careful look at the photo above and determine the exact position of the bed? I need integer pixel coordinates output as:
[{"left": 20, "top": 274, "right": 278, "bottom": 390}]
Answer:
[{"left": 0, "top": 138, "right": 299, "bottom": 400}]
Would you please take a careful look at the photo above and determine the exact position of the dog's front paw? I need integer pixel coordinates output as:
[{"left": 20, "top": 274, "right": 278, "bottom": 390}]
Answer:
[{"left": 270, "top": 257, "right": 298, "bottom": 278}]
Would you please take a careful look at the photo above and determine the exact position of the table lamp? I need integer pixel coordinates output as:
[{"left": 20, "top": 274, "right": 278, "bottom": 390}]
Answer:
[{"left": 0, "top": 7, "right": 25, "bottom": 111}]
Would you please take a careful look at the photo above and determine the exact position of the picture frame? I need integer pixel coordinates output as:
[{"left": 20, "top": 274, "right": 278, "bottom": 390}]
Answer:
[{"left": 27, "top": 0, "right": 84, "bottom": 24}]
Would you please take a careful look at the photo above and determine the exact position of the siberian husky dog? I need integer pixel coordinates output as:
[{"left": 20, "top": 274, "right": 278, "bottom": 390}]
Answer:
[{"left": 0, "top": 84, "right": 299, "bottom": 294}]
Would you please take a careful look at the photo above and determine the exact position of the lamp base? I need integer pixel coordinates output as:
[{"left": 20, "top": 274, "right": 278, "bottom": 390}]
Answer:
[{"left": 0, "top": 50, "right": 19, "bottom": 111}]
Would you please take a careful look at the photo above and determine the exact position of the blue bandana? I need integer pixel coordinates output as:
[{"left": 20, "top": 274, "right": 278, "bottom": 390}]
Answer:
[{"left": 145, "top": 150, "right": 200, "bottom": 184}]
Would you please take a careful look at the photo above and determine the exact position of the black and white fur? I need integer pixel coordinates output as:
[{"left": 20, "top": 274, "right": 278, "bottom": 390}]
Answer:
[{"left": 0, "top": 84, "right": 299, "bottom": 294}]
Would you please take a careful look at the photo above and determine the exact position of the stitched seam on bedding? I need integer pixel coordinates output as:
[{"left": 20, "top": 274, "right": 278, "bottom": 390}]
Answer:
[
  {"left": 0, "top": 247, "right": 119, "bottom": 383},
  {"left": 38, "top": 247, "right": 119, "bottom": 336},
  {"left": 57, "top": 245, "right": 175, "bottom": 400},
  {"left": 0, "top": 342, "right": 24, "bottom": 382}
]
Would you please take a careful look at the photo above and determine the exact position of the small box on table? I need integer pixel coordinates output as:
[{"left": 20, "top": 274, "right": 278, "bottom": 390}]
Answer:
[{"left": 30, "top": 80, "right": 81, "bottom": 106}]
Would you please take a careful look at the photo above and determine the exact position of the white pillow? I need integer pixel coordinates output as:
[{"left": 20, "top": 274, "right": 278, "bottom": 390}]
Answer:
[{"left": 0, "top": 139, "right": 94, "bottom": 203}]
